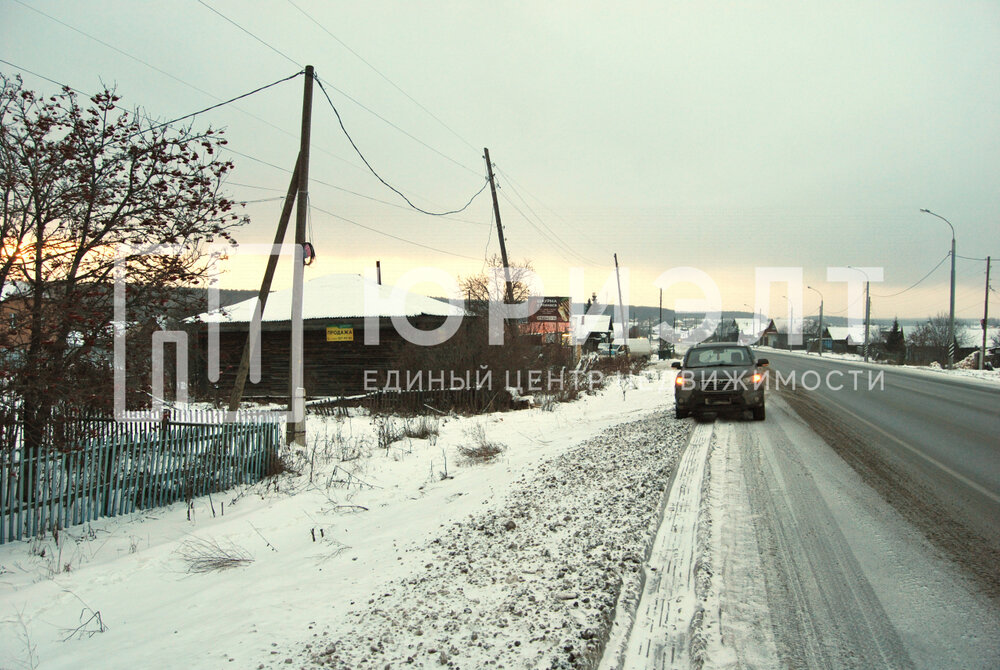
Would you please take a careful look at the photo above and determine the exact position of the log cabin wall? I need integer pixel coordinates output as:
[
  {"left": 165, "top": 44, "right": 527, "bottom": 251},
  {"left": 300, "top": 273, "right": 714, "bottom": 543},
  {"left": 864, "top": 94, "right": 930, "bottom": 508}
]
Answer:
[{"left": 193, "top": 316, "right": 449, "bottom": 400}]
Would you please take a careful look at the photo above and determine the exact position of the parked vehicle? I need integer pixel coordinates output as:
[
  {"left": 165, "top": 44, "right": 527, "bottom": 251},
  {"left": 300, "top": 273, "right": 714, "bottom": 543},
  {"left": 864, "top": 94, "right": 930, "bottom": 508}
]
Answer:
[
  {"left": 598, "top": 338, "right": 652, "bottom": 359},
  {"left": 671, "top": 342, "right": 768, "bottom": 420}
]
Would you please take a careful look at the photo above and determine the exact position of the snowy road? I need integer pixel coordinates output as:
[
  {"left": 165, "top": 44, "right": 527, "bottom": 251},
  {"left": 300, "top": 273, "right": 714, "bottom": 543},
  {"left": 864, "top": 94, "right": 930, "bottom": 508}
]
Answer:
[{"left": 616, "top": 394, "right": 1000, "bottom": 669}]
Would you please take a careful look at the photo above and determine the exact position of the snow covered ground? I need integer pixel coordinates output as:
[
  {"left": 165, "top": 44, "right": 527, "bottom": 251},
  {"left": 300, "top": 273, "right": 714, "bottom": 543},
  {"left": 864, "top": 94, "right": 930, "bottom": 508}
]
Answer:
[
  {"left": 0, "top": 370, "right": 687, "bottom": 670},
  {"left": 755, "top": 345, "right": 1000, "bottom": 386}
]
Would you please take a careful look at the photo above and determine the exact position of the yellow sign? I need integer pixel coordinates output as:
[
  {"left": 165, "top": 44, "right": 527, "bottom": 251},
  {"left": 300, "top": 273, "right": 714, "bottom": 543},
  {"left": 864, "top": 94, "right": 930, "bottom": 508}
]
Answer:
[{"left": 326, "top": 325, "right": 354, "bottom": 342}]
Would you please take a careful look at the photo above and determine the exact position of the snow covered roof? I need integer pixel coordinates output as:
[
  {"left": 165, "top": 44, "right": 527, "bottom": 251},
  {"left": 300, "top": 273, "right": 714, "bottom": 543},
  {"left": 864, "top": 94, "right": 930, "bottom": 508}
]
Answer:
[
  {"left": 197, "top": 274, "right": 463, "bottom": 323},
  {"left": 570, "top": 314, "right": 611, "bottom": 339},
  {"left": 1, "top": 282, "right": 27, "bottom": 301},
  {"left": 826, "top": 326, "right": 869, "bottom": 345},
  {"left": 733, "top": 318, "right": 765, "bottom": 334}
]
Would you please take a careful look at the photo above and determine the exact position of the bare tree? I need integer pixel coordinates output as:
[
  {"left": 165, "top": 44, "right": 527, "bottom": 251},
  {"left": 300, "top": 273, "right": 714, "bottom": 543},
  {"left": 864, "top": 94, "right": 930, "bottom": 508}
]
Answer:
[
  {"left": 905, "top": 313, "right": 968, "bottom": 349},
  {"left": 458, "top": 254, "right": 536, "bottom": 314},
  {"left": 0, "top": 74, "right": 246, "bottom": 450}
]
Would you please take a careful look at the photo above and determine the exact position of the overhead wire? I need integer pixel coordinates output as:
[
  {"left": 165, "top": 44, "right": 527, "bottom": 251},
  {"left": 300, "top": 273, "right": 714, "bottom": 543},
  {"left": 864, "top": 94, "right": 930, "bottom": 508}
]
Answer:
[
  {"left": 0, "top": 57, "right": 85, "bottom": 94},
  {"left": 315, "top": 75, "right": 489, "bottom": 217},
  {"left": 494, "top": 171, "right": 601, "bottom": 266},
  {"left": 220, "top": 147, "right": 488, "bottom": 226},
  {"left": 8, "top": 2, "right": 364, "bottom": 172},
  {"left": 309, "top": 203, "right": 480, "bottom": 261},
  {"left": 195, "top": 0, "right": 302, "bottom": 68},
  {"left": 130, "top": 71, "right": 303, "bottom": 139},
  {"left": 196, "top": 2, "right": 482, "bottom": 179},
  {"left": 496, "top": 189, "right": 585, "bottom": 266},
  {"left": 871, "top": 252, "right": 950, "bottom": 298},
  {"left": 283, "top": 0, "right": 479, "bottom": 154},
  {"left": 494, "top": 164, "right": 606, "bottom": 256}
]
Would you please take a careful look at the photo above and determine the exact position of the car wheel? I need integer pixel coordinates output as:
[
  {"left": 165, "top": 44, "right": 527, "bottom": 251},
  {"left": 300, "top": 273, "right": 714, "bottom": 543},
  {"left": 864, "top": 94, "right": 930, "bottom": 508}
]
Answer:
[
  {"left": 752, "top": 405, "right": 766, "bottom": 421},
  {"left": 675, "top": 407, "right": 689, "bottom": 419}
]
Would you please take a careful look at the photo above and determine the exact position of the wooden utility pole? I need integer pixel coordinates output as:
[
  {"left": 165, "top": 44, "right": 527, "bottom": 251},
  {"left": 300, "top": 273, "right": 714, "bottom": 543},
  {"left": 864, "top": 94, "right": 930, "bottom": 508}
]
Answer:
[
  {"left": 288, "top": 65, "right": 314, "bottom": 445},
  {"left": 227, "top": 160, "right": 301, "bottom": 411},
  {"left": 982, "top": 256, "right": 991, "bottom": 370},
  {"left": 613, "top": 253, "right": 629, "bottom": 357},
  {"left": 483, "top": 148, "right": 514, "bottom": 303}
]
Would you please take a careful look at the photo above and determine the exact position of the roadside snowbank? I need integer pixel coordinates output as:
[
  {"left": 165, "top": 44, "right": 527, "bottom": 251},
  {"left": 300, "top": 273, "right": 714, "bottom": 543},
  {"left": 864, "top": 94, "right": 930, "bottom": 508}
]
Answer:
[
  {"left": 0, "top": 371, "right": 682, "bottom": 669},
  {"left": 296, "top": 413, "right": 687, "bottom": 669}
]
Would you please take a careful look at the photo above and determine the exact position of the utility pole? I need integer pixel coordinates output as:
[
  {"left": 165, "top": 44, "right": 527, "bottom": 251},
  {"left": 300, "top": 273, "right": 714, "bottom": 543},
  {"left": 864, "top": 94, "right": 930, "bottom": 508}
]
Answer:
[
  {"left": 288, "top": 65, "right": 313, "bottom": 445},
  {"left": 658, "top": 288, "right": 662, "bottom": 352},
  {"left": 227, "top": 160, "right": 300, "bottom": 412},
  {"left": 613, "top": 253, "right": 629, "bottom": 357},
  {"left": 483, "top": 148, "right": 514, "bottom": 304},
  {"left": 982, "top": 256, "right": 991, "bottom": 370},
  {"left": 807, "top": 285, "right": 824, "bottom": 357},
  {"left": 864, "top": 280, "right": 871, "bottom": 363},
  {"left": 376, "top": 260, "right": 382, "bottom": 285},
  {"left": 817, "top": 298, "right": 824, "bottom": 357}
]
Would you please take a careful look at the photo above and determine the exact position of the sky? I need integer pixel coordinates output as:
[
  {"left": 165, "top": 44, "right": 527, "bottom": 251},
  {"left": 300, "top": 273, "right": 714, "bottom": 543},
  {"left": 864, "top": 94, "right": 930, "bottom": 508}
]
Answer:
[{"left": 2, "top": 0, "right": 998, "bottom": 321}]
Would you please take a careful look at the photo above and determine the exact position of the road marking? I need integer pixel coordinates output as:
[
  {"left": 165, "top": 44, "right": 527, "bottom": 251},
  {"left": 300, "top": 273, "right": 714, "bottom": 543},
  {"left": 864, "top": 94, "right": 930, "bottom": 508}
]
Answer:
[{"left": 820, "top": 391, "right": 1000, "bottom": 506}]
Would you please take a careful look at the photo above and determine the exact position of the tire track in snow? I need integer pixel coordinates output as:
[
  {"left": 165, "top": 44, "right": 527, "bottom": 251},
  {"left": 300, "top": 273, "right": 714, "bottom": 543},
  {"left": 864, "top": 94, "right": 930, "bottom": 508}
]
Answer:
[{"left": 621, "top": 422, "right": 714, "bottom": 669}]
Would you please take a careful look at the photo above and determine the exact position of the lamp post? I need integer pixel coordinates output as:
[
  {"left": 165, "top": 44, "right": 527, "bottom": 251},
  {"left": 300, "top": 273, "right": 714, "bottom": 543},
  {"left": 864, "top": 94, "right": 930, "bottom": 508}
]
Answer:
[
  {"left": 919, "top": 208, "right": 957, "bottom": 367},
  {"left": 808, "top": 285, "right": 824, "bottom": 356},
  {"left": 848, "top": 266, "right": 871, "bottom": 362}
]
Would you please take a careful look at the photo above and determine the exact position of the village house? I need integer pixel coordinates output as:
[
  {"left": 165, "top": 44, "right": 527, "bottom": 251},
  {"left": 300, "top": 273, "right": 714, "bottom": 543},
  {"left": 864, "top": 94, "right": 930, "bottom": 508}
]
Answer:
[{"left": 193, "top": 273, "right": 465, "bottom": 400}]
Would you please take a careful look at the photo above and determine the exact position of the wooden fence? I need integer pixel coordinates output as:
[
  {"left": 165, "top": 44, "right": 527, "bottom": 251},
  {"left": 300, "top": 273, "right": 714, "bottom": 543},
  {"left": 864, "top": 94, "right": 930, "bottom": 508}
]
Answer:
[{"left": 0, "top": 409, "right": 283, "bottom": 544}]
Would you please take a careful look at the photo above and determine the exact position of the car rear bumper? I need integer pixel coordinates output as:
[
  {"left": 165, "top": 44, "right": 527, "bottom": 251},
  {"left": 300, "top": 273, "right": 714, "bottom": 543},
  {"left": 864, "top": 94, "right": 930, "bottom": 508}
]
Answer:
[{"left": 675, "top": 388, "right": 764, "bottom": 411}]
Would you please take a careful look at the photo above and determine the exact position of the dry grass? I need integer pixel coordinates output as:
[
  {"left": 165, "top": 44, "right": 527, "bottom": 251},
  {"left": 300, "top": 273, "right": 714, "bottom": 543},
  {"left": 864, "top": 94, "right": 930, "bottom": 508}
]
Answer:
[
  {"left": 458, "top": 424, "right": 506, "bottom": 463},
  {"left": 177, "top": 536, "right": 254, "bottom": 573}
]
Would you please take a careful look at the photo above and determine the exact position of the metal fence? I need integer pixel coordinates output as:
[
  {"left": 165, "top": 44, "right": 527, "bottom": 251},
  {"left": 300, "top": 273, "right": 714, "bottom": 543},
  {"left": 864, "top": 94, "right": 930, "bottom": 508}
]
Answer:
[{"left": 0, "top": 409, "right": 284, "bottom": 544}]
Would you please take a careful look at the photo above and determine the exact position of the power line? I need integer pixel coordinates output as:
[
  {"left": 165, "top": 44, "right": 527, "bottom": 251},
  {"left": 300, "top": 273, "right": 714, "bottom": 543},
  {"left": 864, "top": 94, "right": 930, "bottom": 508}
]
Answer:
[
  {"left": 220, "top": 147, "right": 488, "bottom": 226},
  {"left": 196, "top": 1, "right": 480, "bottom": 178},
  {"left": 871, "top": 252, "right": 950, "bottom": 298},
  {"left": 495, "top": 172, "right": 601, "bottom": 266},
  {"left": 315, "top": 76, "right": 489, "bottom": 217},
  {"left": 494, "top": 164, "right": 606, "bottom": 255},
  {"left": 195, "top": 0, "right": 302, "bottom": 69},
  {"left": 496, "top": 189, "right": 590, "bottom": 266},
  {"left": 131, "top": 71, "right": 303, "bottom": 139},
  {"left": 309, "top": 204, "right": 480, "bottom": 261},
  {"left": 10, "top": 2, "right": 364, "bottom": 172},
  {"left": 0, "top": 57, "right": 85, "bottom": 94},
  {"left": 283, "top": 0, "right": 478, "bottom": 153}
]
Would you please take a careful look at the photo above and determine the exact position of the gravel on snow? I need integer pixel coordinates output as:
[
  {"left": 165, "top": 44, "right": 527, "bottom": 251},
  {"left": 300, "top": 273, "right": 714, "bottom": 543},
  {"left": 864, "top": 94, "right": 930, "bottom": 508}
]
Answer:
[{"left": 285, "top": 412, "right": 688, "bottom": 669}]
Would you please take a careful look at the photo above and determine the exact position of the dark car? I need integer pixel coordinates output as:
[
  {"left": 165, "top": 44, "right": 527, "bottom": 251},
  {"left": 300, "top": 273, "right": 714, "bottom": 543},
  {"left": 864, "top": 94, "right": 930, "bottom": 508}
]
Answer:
[{"left": 671, "top": 342, "right": 768, "bottom": 420}]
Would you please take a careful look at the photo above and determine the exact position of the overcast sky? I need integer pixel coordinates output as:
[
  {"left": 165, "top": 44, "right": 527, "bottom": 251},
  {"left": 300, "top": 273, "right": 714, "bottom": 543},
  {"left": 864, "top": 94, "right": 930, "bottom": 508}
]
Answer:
[{"left": 3, "top": 0, "right": 998, "bottom": 320}]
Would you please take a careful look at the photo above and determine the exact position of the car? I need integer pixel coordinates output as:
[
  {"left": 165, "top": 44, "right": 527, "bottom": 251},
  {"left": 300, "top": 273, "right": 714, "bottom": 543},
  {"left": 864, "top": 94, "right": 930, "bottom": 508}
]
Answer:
[{"left": 671, "top": 342, "right": 768, "bottom": 420}]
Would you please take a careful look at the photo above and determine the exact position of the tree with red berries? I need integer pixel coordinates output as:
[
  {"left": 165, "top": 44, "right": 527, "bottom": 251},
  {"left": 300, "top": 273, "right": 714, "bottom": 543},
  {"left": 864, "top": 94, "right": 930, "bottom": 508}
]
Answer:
[{"left": 1, "top": 74, "right": 246, "bottom": 451}]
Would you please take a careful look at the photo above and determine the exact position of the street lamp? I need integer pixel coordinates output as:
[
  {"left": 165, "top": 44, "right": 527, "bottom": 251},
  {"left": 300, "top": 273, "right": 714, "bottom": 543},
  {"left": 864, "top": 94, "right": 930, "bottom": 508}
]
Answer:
[
  {"left": 807, "top": 285, "right": 824, "bottom": 356},
  {"left": 919, "top": 208, "right": 957, "bottom": 367},
  {"left": 848, "top": 266, "right": 871, "bottom": 363}
]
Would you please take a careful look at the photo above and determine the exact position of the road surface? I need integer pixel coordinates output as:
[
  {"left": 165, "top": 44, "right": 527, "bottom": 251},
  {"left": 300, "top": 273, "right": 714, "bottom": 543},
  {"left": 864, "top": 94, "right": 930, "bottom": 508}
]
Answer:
[
  {"left": 763, "top": 350, "right": 1000, "bottom": 598},
  {"left": 612, "top": 356, "right": 1000, "bottom": 669}
]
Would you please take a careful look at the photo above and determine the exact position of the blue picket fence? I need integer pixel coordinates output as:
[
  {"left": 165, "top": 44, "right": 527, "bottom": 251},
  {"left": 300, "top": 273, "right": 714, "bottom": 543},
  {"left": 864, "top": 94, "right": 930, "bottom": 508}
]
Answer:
[{"left": 0, "top": 409, "right": 284, "bottom": 544}]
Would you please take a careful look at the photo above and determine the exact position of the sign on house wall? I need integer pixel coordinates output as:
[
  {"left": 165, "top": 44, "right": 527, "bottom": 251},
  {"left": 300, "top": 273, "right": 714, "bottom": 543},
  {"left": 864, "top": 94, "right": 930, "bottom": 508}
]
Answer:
[{"left": 326, "top": 325, "right": 354, "bottom": 342}]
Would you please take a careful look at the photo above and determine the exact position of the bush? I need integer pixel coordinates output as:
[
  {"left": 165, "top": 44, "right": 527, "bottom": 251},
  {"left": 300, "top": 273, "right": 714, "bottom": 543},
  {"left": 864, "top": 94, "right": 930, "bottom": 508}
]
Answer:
[
  {"left": 177, "top": 537, "right": 254, "bottom": 573},
  {"left": 458, "top": 424, "right": 506, "bottom": 462}
]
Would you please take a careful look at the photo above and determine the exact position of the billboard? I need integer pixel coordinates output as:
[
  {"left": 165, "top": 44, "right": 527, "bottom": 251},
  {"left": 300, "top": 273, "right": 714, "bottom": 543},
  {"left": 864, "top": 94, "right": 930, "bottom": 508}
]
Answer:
[{"left": 528, "top": 297, "right": 571, "bottom": 323}]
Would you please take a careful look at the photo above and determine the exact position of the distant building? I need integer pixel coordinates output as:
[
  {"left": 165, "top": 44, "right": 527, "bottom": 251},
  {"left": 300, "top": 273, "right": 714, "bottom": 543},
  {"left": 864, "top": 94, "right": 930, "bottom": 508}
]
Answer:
[{"left": 194, "top": 274, "right": 465, "bottom": 399}]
